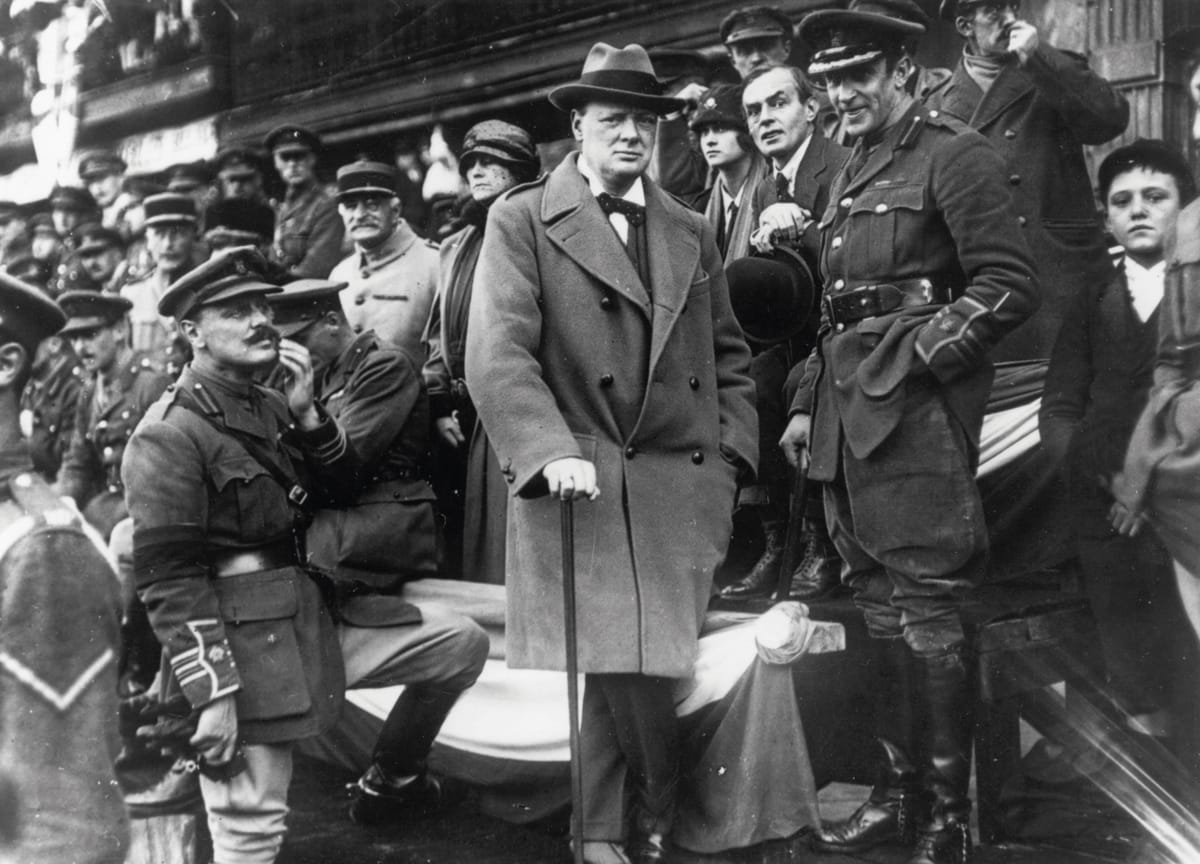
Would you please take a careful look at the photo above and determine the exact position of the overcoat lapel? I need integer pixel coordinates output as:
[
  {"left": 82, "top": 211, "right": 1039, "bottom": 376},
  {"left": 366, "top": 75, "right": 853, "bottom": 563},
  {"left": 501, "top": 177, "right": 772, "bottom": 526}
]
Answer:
[
  {"left": 644, "top": 179, "right": 699, "bottom": 376},
  {"left": 542, "top": 154, "right": 652, "bottom": 316},
  {"left": 969, "top": 64, "right": 1033, "bottom": 129}
]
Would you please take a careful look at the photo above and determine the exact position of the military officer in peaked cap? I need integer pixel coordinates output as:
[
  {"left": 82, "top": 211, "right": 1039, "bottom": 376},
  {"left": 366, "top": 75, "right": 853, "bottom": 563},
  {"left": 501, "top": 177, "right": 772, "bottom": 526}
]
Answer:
[
  {"left": 780, "top": 7, "right": 1038, "bottom": 863},
  {"left": 0, "top": 272, "right": 128, "bottom": 863},
  {"left": 55, "top": 290, "right": 170, "bottom": 540},
  {"left": 121, "top": 247, "right": 362, "bottom": 863},
  {"left": 268, "top": 279, "right": 488, "bottom": 825},
  {"left": 266, "top": 124, "right": 345, "bottom": 278},
  {"left": 329, "top": 159, "right": 438, "bottom": 363},
  {"left": 467, "top": 42, "right": 757, "bottom": 864},
  {"left": 79, "top": 149, "right": 131, "bottom": 229},
  {"left": 721, "top": 5, "right": 794, "bottom": 78},
  {"left": 214, "top": 145, "right": 269, "bottom": 203},
  {"left": 120, "top": 192, "right": 201, "bottom": 376},
  {"left": 75, "top": 222, "right": 127, "bottom": 292}
]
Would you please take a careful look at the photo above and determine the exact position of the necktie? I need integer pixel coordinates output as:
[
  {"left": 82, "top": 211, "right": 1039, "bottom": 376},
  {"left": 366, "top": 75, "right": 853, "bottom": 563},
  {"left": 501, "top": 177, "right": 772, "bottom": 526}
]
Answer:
[
  {"left": 774, "top": 172, "right": 792, "bottom": 203},
  {"left": 845, "top": 143, "right": 869, "bottom": 182},
  {"left": 720, "top": 201, "right": 738, "bottom": 256},
  {"left": 596, "top": 192, "right": 646, "bottom": 226}
]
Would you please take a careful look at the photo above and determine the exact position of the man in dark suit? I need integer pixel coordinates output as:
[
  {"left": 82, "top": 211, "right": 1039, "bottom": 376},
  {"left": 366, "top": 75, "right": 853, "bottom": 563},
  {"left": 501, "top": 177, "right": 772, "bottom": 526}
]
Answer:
[
  {"left": 780, "top": 8, "right": 1037, "bottom": 862},
  {"left": 930, "top": 0, "right": 1127, "bottom": 360},
  {"left": 467, "top": 42, "right": 757, "bottom": 864},
  {"left": 1041, "top": 139, "right": 1194, "bottom": 749},
  {"left": 720, "top": 63, "right": 849, "bottom": 600}
]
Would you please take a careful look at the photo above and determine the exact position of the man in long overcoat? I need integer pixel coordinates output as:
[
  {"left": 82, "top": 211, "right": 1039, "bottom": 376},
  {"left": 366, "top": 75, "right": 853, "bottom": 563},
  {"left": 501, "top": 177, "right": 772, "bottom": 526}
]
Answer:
[
  {"left": 466, "top": 43, "right": 757, "bottom": 864},
  {"left": 930, "top": 0, "right": 1128, "bottom": 360}
]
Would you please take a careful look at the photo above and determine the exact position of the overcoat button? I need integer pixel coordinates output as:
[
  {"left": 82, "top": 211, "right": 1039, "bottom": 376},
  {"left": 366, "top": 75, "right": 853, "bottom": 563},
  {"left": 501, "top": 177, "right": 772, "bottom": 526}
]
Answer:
[
  {"left": 600, "top": 373, "right": 614, "bottom": 387},
  {"left": 354, "top": 295, "right": 366, "bottom": 305},
  {"left": 831, "top": 236, "right": 842, "bottom": 249},
  {"left": 353, "top": 324, "right": 363, "bottom": 332},
  {"left": 625, "top": 445, "right": 636, "bottom": 459},
  {"left": 839, "top": 197, "right": 852, "bottom": 208},
  {"left": 1008, "top": 174, "right": 1021, "bottom": 185},
  {"left": 600, "top": 295, "right": 614, "bottom": 310},
  {"left": 1004, "top": 129, "right": 1016, "bottom": 139},
  {"left": 928, "top": 109, "right": 940, "bottom": 118},
  {"left": 833, "top": 279, "right": 845, "bottom": 290},
  {"left": 874, "top": 203, "right": 887, "bottom": 213},
  {"left": 689, "top": 376, "right": 699, "bottom": 390},
  {"left": 1017, "top": 216, "right": 1027, "bottom": 227},
  {"left": 691, "top": 451, "right": 704, "bottom": 465}
]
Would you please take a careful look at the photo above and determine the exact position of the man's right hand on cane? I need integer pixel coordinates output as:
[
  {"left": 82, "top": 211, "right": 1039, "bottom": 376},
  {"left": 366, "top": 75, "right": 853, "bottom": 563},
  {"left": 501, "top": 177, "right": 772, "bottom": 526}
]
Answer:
[
  {"left": 779, "top": 413, "right": 811, "bottom": 470},
  {"left": 190, "top": 693, "right": 239, "bottom": 767},
  {"left": 543, "top": 457, "right": 601, "bottom": 501}
]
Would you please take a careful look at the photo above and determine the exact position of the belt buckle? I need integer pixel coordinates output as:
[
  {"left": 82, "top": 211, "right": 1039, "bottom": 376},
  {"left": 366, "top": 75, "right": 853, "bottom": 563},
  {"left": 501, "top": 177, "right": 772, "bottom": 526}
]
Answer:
[{"left": 288, "top": 485, "right": 309, "bottom": 508}]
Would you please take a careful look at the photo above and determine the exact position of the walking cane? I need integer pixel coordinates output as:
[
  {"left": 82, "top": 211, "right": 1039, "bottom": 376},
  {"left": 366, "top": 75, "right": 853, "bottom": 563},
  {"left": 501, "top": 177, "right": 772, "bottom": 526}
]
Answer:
[{"left": 561, "top": 497, "right": 586, "bottom": 864}]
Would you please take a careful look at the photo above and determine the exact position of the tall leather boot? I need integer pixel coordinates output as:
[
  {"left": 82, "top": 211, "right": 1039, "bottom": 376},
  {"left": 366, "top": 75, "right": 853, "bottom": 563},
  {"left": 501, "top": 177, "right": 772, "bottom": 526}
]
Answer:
[
  {"left": 720, "top": 518, "right": 785, "bottom": 598},
  {"left": 350, "top": 685, "right": 465, "bottom": 825},
  {"left": 788, "top": 520, "right": 841, "bottom": 601},
  {"left": 909, "top": 650, "right": 974, "bottom": 864},
  {"left": 816, "top": 637, "right": 924, "bottom": 852}
]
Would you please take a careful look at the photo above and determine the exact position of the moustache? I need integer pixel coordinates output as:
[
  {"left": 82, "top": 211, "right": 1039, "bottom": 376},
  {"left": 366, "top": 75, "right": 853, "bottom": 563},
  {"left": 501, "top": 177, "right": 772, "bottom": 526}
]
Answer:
[{"left": 249, "top": 326, "right": 280, "bottom": 344}]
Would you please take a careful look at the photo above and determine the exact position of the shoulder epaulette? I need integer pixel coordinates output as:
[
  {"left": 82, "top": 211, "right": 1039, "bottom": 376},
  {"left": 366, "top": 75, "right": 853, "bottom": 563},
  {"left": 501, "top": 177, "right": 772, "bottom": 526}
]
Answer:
[{"left": 8, "top": 472, "right": 79, "bottom": 529}]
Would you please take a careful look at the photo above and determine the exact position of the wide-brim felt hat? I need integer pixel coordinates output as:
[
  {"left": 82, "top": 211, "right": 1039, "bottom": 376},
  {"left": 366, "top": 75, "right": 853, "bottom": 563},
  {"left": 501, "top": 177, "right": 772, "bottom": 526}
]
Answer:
[
  {"left": 726, "top": 245, "right": 818, "bottom": 345},
  {"left": 57, "top": 289, "right": 133, "bottom": 336},
  {"left": 0, "top": 270, "right": 64, "bottom": 349},
  {"left": 549, "top": 43, "right": 686, "bottom": 115},
  {"left": 268, "top": 278, "right": 348, "bottom": 337}
]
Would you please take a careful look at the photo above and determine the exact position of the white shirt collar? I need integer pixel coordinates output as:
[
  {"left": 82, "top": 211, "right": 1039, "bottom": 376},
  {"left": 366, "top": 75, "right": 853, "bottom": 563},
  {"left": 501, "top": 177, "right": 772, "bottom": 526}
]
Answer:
[
  {"left": 775, "top": 132, "right": 814, "bottom": 186},
  {"left": 1124, "top": 256, "right": 1165, "bottom": 323},
  {"left": 577, "top": 153, "right": 645, "bottom": 243}
]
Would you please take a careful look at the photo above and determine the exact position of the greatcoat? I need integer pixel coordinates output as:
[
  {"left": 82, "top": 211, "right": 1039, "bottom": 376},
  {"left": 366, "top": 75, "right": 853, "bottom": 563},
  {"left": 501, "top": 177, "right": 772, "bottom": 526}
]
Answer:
[
  {"left": 929, "top": 44, "right": 1128, "bottom": 360},
  {"left": 466, "top": 153, "right": 758, "bottom": 678}
]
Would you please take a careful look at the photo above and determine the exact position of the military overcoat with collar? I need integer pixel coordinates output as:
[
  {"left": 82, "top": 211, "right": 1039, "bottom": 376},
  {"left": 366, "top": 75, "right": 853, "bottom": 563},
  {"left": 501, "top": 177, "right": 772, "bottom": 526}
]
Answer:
[
  {"left": 466, "top": 152, "right": 758, "bottom": 678},
  {"left": 929, "top": 44, "right": 1128, "bottom": 360}
]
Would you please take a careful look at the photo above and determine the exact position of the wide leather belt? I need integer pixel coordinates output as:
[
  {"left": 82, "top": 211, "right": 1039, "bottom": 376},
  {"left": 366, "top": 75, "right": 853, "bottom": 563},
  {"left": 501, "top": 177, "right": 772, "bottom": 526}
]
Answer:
[
  {"left": 211, "top": 538, "right": 297, "bottom": 578},
  {"left": 826, "top": 278, "right": 954, "bottom": 327}
]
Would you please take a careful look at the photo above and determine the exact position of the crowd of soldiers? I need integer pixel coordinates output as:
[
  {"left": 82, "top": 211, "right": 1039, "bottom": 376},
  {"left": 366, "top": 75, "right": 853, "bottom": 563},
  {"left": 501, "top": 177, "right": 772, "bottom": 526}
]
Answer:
[{"left": 6, "top": 1, "right": 1200, "bottom": 864}]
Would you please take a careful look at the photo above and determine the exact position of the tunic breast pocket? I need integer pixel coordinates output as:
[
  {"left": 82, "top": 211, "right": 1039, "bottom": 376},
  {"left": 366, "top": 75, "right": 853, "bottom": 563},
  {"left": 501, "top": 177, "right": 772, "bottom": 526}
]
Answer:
[
  {"left": 209, "top": 456, "right": 284, "bottom": 541},
  {"left": 277, "top": 232, "right": 310, "bottom": 264},
  {"left": 847, "top": 184, "right": 924, "bottom": 275}
]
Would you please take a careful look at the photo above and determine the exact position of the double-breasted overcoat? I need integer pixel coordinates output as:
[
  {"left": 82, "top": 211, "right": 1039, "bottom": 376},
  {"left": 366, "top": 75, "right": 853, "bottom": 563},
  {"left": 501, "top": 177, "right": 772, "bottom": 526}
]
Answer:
[{"left": 466, "top": 153, "right": 757, "bottom": 678}]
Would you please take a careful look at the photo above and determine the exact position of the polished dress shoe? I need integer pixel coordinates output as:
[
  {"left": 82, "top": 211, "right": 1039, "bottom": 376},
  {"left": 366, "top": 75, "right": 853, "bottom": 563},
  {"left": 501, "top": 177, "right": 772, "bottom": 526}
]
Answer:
[
  {"left": 788, "top": 533, "right": 840, "bottom": 600},
  {"left": 720, "top": 526, "right": 784, "bottom": 598},
  {"left": 814, "top": 789, "right": 921, "bottom": 853}
]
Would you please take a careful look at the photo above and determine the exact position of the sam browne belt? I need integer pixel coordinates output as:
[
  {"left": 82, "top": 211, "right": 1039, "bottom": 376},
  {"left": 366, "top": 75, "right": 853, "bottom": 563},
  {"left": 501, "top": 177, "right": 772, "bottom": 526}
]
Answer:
[{"left": 825, "top": 278, "right": 955, "bottom": 327}]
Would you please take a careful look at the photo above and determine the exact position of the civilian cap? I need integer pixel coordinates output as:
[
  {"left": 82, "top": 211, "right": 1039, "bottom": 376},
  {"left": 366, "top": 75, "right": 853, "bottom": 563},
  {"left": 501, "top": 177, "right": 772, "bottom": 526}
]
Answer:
[
  {"left": 268, "top": 278, "right": 347, "bottom": 337},
  {"left": 28, "top": 213, "right": 56, "bottom": 236},
  {"left": 143, "top": 193, "right": 198, "bottom": 227},
  {"left": 49, "top": 185, "right": 98, "bottom": 213},
  {"left": 801, "top": 2, "right": 924, "bottom": 77},
  {"left": 1098, "top": 138, "right": 1195, "bottom": 201},
  {"left": 203, "top": 198, "right": 276, "bottom": 240},
  {"left": 0, "top": 270, "right": 65, "bottom": 349},
  {"left": 549, "top": 43, "right": 686, "bottom": 115},
  {"left": 75, "top": 223, "right": 126, "bottom": 255},
  {"left": 57, "top": 290, "right": 133, "bottom": 336},
  {"left": 336, "top": 160, "right": 397, "bottom": 200},
  {"left": 264, "top": 124, "right": 322, "bottom": 155},
  {"left": 720, "top": 6, "right": 794, "bottom": 45},
  {"left": 726, "top": 245, "right": 817, "bottom": 345},
  {"left": 689, "top": 84, "right": 748, "bottom": 132},
  {"left": 158, "top": 246, "right": 282, "bottom": 320},
  {"left": 214, "top": 146, "right": 266, "bottom": 178},
  {"left": 78, "top": 150, "right": 127, "bottom": 180},
  {"left": 165, "top": 161, "right": 214, "bottom": 193},
  {"left": 459, "top": 120, "right": 539, "bottom": 176}
]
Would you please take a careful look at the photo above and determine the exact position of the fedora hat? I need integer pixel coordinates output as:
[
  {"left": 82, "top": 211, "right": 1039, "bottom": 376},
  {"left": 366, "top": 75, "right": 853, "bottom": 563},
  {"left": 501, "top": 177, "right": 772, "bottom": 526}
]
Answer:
[
  {"left": 726, "top": 245, "right": 818, "bottom": 346},
  {"left": 549, "top": 43, "right": 686, "bottom": 115}
]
